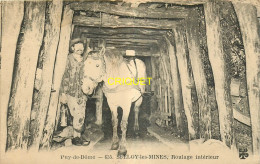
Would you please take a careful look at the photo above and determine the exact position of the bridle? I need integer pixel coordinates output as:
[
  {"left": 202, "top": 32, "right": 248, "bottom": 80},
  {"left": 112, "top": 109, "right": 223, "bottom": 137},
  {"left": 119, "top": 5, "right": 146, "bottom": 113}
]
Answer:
[
  {"left": 83, "top": 50, "right": 106, "bottom": 98},
  {"left": 83, "top": 74, "right": 102, "bottom": 99},
  {"left": 83, "top": 74, "right": 103, "bottom": 86}
]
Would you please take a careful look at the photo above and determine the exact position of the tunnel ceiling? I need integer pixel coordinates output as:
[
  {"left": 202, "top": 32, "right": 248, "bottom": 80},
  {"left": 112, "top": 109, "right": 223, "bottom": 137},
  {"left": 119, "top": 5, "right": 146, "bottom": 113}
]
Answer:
[{"left": 69, "top": 1, "right": 198, "bottom": 56}]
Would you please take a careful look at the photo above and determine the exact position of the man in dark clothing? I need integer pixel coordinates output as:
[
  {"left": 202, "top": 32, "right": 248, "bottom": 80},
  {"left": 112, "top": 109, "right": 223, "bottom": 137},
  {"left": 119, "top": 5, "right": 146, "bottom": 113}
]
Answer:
[{"left": 59, "top": 38, "right": 89, "bottom": 146}]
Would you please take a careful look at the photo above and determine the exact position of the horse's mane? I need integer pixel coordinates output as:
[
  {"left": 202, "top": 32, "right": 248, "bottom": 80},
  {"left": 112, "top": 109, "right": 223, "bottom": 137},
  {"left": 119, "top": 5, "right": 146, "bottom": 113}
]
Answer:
[
  {"left": 105, "top": 49, "right": 124, "bottom": 69},
  {"left": 87, "top": 50, "right": 102, "bottom": 59},
  {"left": 104, "top": 49, "right": 126, "bottom": 79},
  {"left": 86, "top": 49, "right": 126, "bottom": 80}
]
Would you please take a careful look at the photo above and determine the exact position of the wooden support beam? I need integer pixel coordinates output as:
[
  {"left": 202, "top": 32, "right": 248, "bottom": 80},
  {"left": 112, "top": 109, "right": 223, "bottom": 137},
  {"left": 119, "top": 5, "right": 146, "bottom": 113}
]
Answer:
[
  {"left": 117, "top": 46, "right": 155, "bottom": 52},
  {"left": 204, "top": 2, "right": 233, "bottom": 148},
  {"left": 130, "top": 2, "right": 141, "bottom": 8},
  {"left": 233, "top": 2, "right": 260, "bottom": 155},
  {"left": 233, "top": 109, "right": 251, "bottom": 127},
  {"left": 70, "top": 2, "right": 189, "bottom": 19},
  {"left": 257, "top": 6, "right": 260, "bottom": 17},
  {"left": 165, "top": 36, "right": 185, "bottom": 136},
  {"left": 40, "top": 6, "right": 74, "bottom": 149},
  {"left": 172, "top": 28, "right": 199, "bottom": 140},
  {"left": 73, "top": 14, "right": 181, "bottom": 29},
  {"left": 74, "top": 0, "right": 204, "bottom": 5},
  {"left": 7, "top": 1, "right": 46, "bottom": 150},
  {"left": 1, "top": 1, "right": 24, "bottom": 153},
  {"left": 122, "top": 0, "right": 260, "bottom": 6},
  {"left": 185, "top": 9, "right": 211, "bottom": 140},
  {"left": 106, "top": 45, "right": 153, "bottom": 51},
  {"left": 117, "top": 2, "right": 124, "bottom": 6},
  {"left": 150, "top": 58, "right": 159, "bottom": 113},
  {"left": 105, "top": 41, "right": 153, "bottom": 47},
  {"left": 105, "top": 44, "right": 152, "bottom": 50},
  {"left": 29, "top": 0, "right": 63, "bottom": 151},
  {"left": 104, "top": 40, "right": 157, "bottom": 48},
  {"left": 158, "top": 44, "right": 172, "bottom": 126},
  {"left": 127, "top": 0, "right": 205, "bottom": 4},
  {"left": 77, "top": 26, "right": 169, "bottom": 36},
  {"left": 109, "top": 49, "right": 159, "bottom": 57},
  {"left": 126, "top": 52, "right": 160, "bottom": 57},
  {"left": 105, "top": 38, "right": 158, "bottom": 44},
  {"left": 148, "top": 4, "right": 160, "bottom": 9},
  {"left": 82, "top": 33, "right": 162, "bottom": 40},
  {"left": 71, "top": 0, "right": 260, "bottom": 6},
  {"left": 115, "top": 46, "right": 152, "bottom": 51},
  {"left": 72, "top": 25, "right": 81, "bottom": 38},
  {"left": 158, "top": 63, "right": 165, "bottom": 116},
  {"left": 106, "top": 45, "right": 151, "bottom": 50}
]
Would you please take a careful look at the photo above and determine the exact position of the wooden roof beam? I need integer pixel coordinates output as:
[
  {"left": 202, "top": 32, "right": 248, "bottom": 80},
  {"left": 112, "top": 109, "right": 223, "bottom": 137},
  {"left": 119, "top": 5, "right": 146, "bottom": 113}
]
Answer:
[
  {"left": 81, "top": 33, "right": 163, "bottom": 40},
  {"left": 128, "top": 0, "right": 260, "bottom": 6},
  {"left": 91, "top": 38, "right": 156, "bottom": 44},
  {"left": 113, "top": 49, "right": 160, "bottom": 57},
  {"left": 104, "top": 42, "right": 152, "bottom": 47},
  {"left": 130, "top": 2, "right": 141, "bottom": 8},
  {"left": 67, "top": 0, "right": 260, "bottom": 6},
  {"left": 91, "top": 40, "right": 155, "bottom": 46},
  {"left": 105, "top": 40, "right": 156, "bottom": 45},
  {"left": 106, "top": 43, "right": 152, "bottom": 47},
  {"left": 67, "top": 0, "right": 203, "bottom": 5},
  {"left": 115, "top": 46, "right": 152, "bottom": 51},
  {"left": 103, "top": 38, "right": 158, "bottom": 44},
  {"left": 122, "top": 0, "right": 205, "bottom": 5},
  {"left": 105, "top": 43, "right": 154, "bottom": 48},
  {"left": 123, "top": 52, "right": 160, "bottom": 57},
  {"left": 70, "top": 2, "right": 189, "bottom": 19},
  {"left": 77, "top": 26, "right": 169, "bottom": 36},
  {"left": 73, "top": 14, "right": 182, "bottom": 29}
]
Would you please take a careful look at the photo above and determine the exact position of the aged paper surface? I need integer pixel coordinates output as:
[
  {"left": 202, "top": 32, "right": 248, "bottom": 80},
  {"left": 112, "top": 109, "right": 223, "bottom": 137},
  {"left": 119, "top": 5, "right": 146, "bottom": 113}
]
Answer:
[{"left": 0, "top": 0, "right": 260, "bottom": 164}]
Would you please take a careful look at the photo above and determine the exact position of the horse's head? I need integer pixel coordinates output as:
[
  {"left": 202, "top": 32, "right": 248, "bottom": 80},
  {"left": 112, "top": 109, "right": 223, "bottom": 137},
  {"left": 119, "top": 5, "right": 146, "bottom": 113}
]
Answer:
[{"left": 82, "top": 51, "right": 105, "bottom": 95}]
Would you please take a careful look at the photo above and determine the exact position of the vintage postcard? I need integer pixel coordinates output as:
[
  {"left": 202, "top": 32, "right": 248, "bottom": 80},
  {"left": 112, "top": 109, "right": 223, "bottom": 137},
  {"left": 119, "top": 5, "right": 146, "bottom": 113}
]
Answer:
[{"left": 0, "top": 0, "right": 259, "bottom": 163}]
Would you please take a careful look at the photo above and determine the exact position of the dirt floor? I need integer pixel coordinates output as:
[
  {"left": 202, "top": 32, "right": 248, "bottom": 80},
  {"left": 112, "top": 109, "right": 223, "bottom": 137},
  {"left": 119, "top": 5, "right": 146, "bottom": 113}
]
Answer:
[{"left": 52, "top": 93, "right": 253, "bottom": 157}]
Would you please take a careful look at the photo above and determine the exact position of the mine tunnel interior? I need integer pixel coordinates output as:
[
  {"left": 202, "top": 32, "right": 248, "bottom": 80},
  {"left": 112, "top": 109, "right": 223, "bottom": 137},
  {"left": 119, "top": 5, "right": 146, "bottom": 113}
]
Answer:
[
  {"left": 61, "top": 23, "right": 165, "bottom": 140},
  {"left": 4, "top": 0, "right": 259, "bottom": 155},
  {"left": 64, "top": 2, "right": 182, "bottom": 139},
  {"left": 53, "top": 1, "right": 253, "bottom": 150}
]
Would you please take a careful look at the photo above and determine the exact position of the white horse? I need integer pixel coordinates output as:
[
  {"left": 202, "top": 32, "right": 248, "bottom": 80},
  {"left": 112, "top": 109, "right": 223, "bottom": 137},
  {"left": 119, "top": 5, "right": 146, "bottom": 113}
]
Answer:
[{"left": 82, "top": 49, "right": 146, "bottom": 156}]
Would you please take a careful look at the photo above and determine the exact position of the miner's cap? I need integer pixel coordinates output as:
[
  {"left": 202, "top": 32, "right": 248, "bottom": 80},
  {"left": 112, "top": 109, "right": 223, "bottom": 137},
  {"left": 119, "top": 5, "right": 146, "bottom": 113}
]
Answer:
[{"left": 69, "top": 38, "right": 85, "bottom": 49}]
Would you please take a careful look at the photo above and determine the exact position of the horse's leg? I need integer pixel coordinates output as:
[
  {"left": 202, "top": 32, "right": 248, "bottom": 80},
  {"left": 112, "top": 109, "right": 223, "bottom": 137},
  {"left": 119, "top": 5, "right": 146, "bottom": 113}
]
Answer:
[
  {"left": 134, "top": 96, "right": 143, "bottom": 134},
  {"left": 110, "top": 105, "right": 119, "bottom": 150},
  {"left": 118, "top": 103, "right": 131, "bottom": 156}
]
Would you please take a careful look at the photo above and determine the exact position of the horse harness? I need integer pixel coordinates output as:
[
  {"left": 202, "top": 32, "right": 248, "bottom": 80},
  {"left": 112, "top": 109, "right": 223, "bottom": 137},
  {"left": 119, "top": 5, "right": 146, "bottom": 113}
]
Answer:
[
  {"left": 125, "top": 57, "right": 142, "bottom": 93},
  {"left": 84, "top": 55, "right": 142, "bottom": 94},
  {"left": 101, "top": 57, "right": 142, "bottom": 94},
  {"left": 126, "top": 57, "right": 139, "bottom": 83}
]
